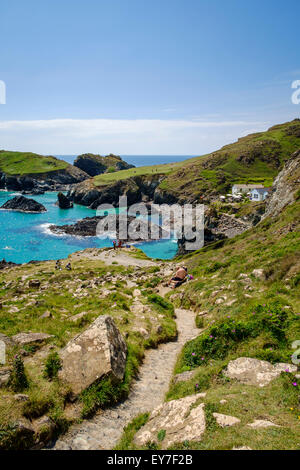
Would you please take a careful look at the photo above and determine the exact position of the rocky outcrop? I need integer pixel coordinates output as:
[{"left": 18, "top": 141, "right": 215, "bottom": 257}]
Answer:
[
  {"left": 263, "top": 149, "right": 300, "bottom": 219},
  {"left": 0, "top": 195, "right": 46, "bottom": 213},
  {"left": 56, "top": 192, "right": 73, "bottom": 209},
  {"left": 67, "top": 174, "right": 167, "bottom": 208},
  {"left": 58, "top": 315, "right": 127, "bottom": 395},
  {"left": 73, "top": 153, "right": 135, "bottom": 177},
  {"left": 12, "top": 332, "right": 53, "bottom": 346},
  {"left": 0, "top": 164, "right": 88, "bottom": 192},
  {"left": 224, "top": 357, "right": 297, "bottom": 387},
  {"left": 134, "top": 394, "right": 206, "bottom": 448},
  {"left": 50, "top": 214, "right": 168, "bottom": 241}
]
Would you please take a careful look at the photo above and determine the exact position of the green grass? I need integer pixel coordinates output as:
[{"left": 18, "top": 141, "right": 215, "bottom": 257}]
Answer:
[
  {"left": 93, "top": 159, "right": 196, "bottom": 186},
  {"left": 0, "top": 251, "right": 177, "bottom": 449},
  {"left": 0, "top": 151, "right": 68, "bottom": 175}
]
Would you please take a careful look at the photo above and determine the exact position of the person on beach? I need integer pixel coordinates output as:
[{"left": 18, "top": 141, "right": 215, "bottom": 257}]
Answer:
[
  {"left": 117, "top": 240, "right": 123, "bottom": 249},
  {"left": 55, "top": 260, "right": 62, "bottom": 270},
  {"left": 168, "top": 266, "right": 188, "bottom": 288},
  {"left": 113, "top": 240, "right": 116, "bottom": 250},
  {"left": 65, "top": 262, "right": 72, "bottom": 270}
]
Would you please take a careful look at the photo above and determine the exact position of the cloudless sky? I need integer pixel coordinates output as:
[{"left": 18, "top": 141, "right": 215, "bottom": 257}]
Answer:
[{"left": 0, "top": 0, "right": 300, "bottom": 154}]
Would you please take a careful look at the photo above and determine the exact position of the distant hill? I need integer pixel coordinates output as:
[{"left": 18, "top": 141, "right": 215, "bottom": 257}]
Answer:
[
  {"left": 0, "top": 150, "right": 88, "bottom": 191},
  {"left": 159, "top": 118, "right": 300, "bottom": 202},
  {"left": 68, "top": 119, "right": 300, "bottom": 207},
  {"left": 73, "top": 153, "right": 135, "bottom": 177}
]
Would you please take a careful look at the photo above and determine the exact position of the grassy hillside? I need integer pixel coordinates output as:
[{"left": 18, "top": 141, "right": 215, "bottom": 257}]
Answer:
[
  {"left": 117, "top": 196, "right": 300, "bottom": 450},
  {"left": 159, "top": 119, "right": 300, "bottom": 199},
  {"left": 0, "top": 250, "right": 176, "bottom": 449},
  {"left": 93, "top": 119, "right": 300, "bottom": 200},
  {"left": 0, "top": 151, "right": 68, "bottom": 176},
  {"left": 93, "top": 159, "right": 196, "bottom": 186}
]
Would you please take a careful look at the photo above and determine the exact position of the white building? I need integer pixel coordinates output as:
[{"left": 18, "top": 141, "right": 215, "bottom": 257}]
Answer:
[
  {"left": 250, "top": 187, "right": 272, "bottom": 201},
  {"left": 232, "top": 184, "right": 264, "bottom": 195}
]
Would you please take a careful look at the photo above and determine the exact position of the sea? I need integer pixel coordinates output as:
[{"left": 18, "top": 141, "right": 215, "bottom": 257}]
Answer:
[{"left": 0, "top": 156, "right": 193, "bottom": 264}]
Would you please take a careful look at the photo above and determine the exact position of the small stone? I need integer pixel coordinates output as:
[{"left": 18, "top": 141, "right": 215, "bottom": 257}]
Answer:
[
  {"left": 213, "top": 413, "right": 241, "bottom": 427},
  {"left": 0, "top": 367, "right": 12, "bottom": 388},
  {"left": 173, "top": 370, "right": 196, "bottom": 384},
  {"left": 247, "top": 419, "right": 280, "bottom": 429},
  {"left": 40, "top": 311, "right": 52, "bottom": 319},
  {"left": 69, "top": 311, "right": 89, "bottom": 322},
  {"left": 28, "top": 279, "right": 41, "bottom": 288},
  {"left": 252, "top": 269, "right": 266, "bottom": 281},
  {"left": 14, "top": 394, "right": 29, "bottom": 402},
  {"left": 232, "top": 446, "right": 252, "bottom": 450},
  {"left": 219, "top": 399, "right": 227, "bottom": 404}
]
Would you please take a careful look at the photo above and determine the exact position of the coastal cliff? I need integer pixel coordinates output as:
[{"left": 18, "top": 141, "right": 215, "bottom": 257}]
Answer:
[
  {"left": 73, "top": 153, "right": 135, "bottom": 177},
  {"left": 0, "top": 151, "right": 89, "bottom": 191}
]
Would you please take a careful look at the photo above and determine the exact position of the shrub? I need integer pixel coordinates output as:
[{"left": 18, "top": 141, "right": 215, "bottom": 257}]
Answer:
[
  {"left": 181, "top": 302, "right": 291, "bottom": 368},
  {"left": 44, "top": 352, "right": 62, "bottom": 380},
  {"left": 9, "top": 355, "right": 28, "bottom": 392}
]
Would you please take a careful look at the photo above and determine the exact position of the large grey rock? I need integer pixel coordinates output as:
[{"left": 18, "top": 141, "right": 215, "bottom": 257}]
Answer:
[
  {"left": 58, "top": 315, "right": 127, "bottom": 395},
  {"left": 134, "top": 395, "right": 206, "bottom": 448},
  {"left": 12, "top": 332, "right": 53, "bottom": 346},
  {"left": 224, "top": 357, "right": 297, "bottom": 387}
]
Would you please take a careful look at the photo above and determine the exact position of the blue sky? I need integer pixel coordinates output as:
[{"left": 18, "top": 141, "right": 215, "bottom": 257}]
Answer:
[{"left": 0, "top": 0, "right": 299, "bottom": 155}]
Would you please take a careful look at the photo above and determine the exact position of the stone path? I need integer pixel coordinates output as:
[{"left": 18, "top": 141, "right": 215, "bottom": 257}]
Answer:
[{"left": 51, "top": 308, "right": 199, "bottom": 450}]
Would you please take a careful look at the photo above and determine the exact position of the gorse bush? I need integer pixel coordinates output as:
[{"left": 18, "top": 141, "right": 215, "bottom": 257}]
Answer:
[
  {"left": 181, "top": 302, "right": 293, "bottom": 368},
  {"left": 10, "top": 355, "right": 28, "bottom": 392},
  {"left": 44, "top": 352, "right": 62, "bottom": 380}
]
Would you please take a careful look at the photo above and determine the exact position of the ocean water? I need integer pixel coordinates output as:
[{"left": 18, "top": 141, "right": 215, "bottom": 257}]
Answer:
[
  {"left": 56, "top": 155, "right": 195, "bottom": 167},
  {"left": 0, "top": 191, "right": 178, "bottom": 264}
]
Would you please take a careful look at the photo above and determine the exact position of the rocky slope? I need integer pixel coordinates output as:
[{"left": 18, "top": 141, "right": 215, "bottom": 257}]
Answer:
[
  {"left": 263, "top": 148, "right": 300, "bottom": 219},
  {"left": 73, "top": 153, "right": 134, "bottom": 177}
]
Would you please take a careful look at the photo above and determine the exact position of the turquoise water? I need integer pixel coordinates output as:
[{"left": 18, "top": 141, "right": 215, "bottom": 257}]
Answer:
[{"left": 0, "top": 192, "right": 178, "bottom": 264}]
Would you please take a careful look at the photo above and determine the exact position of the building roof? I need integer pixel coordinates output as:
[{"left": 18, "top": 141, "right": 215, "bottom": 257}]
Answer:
[
  {"left": 232, "top": 184, "right": 264, "bottom": 189},
  {"left": 251, "top": 187, "right": 272, "bottom": 194}
]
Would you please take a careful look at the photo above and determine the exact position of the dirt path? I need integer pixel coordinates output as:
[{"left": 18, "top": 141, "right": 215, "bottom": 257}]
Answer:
[
  {"left": 72, "top": 247, "right": 158, "bottom": 268},
  {"left": 52, "top": 308, "right": 199, "bottom": 450}
]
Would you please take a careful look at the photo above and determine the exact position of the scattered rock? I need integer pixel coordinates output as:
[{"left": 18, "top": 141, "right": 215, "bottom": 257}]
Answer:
[
  {"left": 58, "top": 315, "right": 127, "bottom": 395},
  {"left": 224, "top": 357, "right": 297, "bottom": 387},
  {"left": 252, "top": 269, "right": 266, "bottom": 281},
  {"left": 57, "top": 192, "right": 73, "bottom": 209},
  {"left": 173, "top": 370, "right": 196, "bottom": 384},
  {"left": 28, "top": 279, "right": 41, "bottom": 289},
  {"left": 40, "top": 311, "right": 52, "bottom": 319},
  {"left": 33, "top": 416, "right": 56, "bottom": 446},
  {"left": 219, "top": 399, "right": 227, "bottom": 404},
  {"left": 247, "top": 419, "right": 280, "bottom": 429},
  {"left": 134, "top": 395, "right": 206, "bottom": 448},
  {"left": 0, "top": 367, "right": 12, "bottom": 388},
  {"left": 232, "top": 446, "right": 252, "bottom": 450},
  {"left": 14, "top": 394, "right": 29, "bottom": 402},
  {"left": 0, "top": 195, "right": 46, "bottom": 213},
  {"left": 213, "top": 413, "right": 241, "bottom": 427},
  {"left": 12, "top": 332, "right": 53, "bottom": 346},
  {"left": 69, "top": 311, "right": 89, "bottom": 322},
  {"left": 0, "top": 332, "right": 15, "bottom": 348}
]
